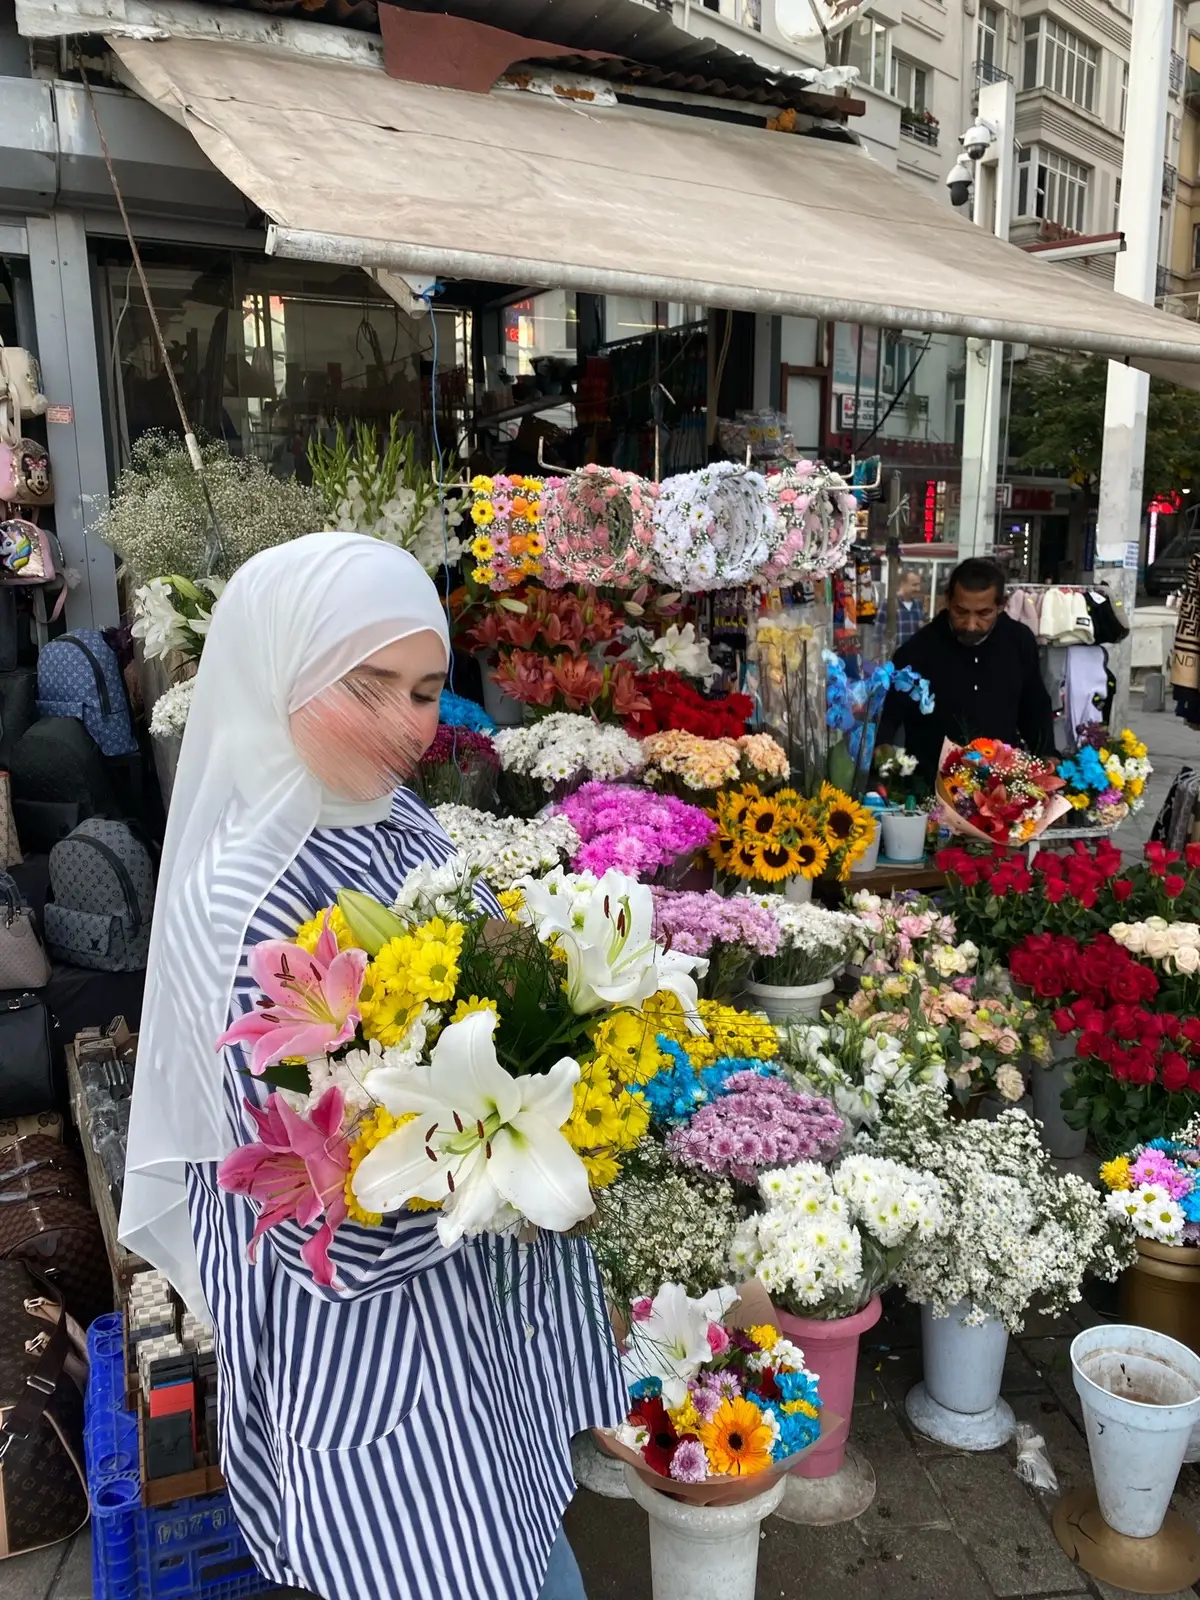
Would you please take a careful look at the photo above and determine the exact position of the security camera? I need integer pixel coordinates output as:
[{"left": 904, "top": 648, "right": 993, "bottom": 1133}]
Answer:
[
  {"left": 960, "top": 118, "right": 997, "bottom": 161},
  {"left": 945, "top": 155, "right": 974, "bottom": 208}
]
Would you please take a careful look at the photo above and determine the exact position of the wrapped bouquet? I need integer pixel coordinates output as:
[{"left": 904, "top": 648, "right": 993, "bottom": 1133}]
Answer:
[
  {"left": 216, "top": 860, "right": 707, "bottom": 1283},
  {"left": 937, "top": 738, "right": 1070, "bottom": 845}
]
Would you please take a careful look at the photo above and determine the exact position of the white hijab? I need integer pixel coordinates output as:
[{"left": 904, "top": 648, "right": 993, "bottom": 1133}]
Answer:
[{"left": 120, "top": 531, "right": 450, "bottom": 1312}]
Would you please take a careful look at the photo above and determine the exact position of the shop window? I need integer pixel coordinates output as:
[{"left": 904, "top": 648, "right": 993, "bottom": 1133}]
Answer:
[
  {"left": 1023, "top": 17, "right": 1097, "bottom": 112},
  {"left": 98, "top": 248, "right": 470, "bottom": 480}
]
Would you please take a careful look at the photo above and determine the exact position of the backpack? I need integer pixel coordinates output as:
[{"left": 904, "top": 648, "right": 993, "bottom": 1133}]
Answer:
[
  {"left": 36, "top": 631, "right": 137, "bottom": 757},
  {"left": 10, "top": 718, "right": 118, "bottom": 855},
  {"left": 44, "top": 819, "right": 154, "bottom": 973}
]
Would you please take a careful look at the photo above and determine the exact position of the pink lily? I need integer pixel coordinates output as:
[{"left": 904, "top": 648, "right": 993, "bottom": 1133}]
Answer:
[
  {"left": 217, "top": 918, "right": 367, "bottom": 1074},
  {"left": 217, "top": 1087, "right": 351, "bottom": 1287}
]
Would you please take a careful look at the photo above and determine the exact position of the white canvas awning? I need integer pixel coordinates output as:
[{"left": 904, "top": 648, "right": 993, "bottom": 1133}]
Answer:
[{"left": 109, "top": 32, "right": 1200, "bottom": 385}]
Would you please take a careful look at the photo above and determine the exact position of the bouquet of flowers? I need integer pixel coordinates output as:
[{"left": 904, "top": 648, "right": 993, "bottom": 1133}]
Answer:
[
  {"left": 651, "top": 888, "right": 782, "bottom": 1001},
  {"left": 824, "top": 653, "right": 934, "bottom": 797},
  {"left": 937, "top": 738, "right": 1070, "bottom": 845},
  {"left": 845, "top": 974, "right": 1047, "bottom": 1107},
  {"left": 431, "top": 805, "right": 580, "bottom": 890},
  {"left": 465, "top": 473, "right": 546, "bottom": 590},
  {"left": 847, "top": 891, "right": 965, "bottom": 977},
  {"left": 556, "top": 782, "right": 716, "bottom": 881},
  {"left": 731, "top": 1155, "right": 946, "bottom": 1319},
  {"left": 410, "top": 725, "right": 498, "bottom": 810},
  {"left": 132, "top": 574, "right": 226, "bottom": 665},
  {"left": 710, "top": 783, "right": 874, "bottom": 886},
  {"left": 492, "top": 714, "right": 644, "bottom": 816},
  {"left": 748, "top": 898, "right": 863, "bottom": 989},
  {"left": 216, "top": 862, "right": 708, "bottom": 1282},
  {"left": 606, "top": 1281, "right": 824, "bottom": 1497},
  {"left": 1101, "top": 1124, "right": 1200, "bottom": 1246},
  {"left": 867, "top": 1090, "right": 1133, "bottom": 1330},
  {"left": 1058, "top": 725, "right": 1152, "bottom": 824},
  {"left": 778, "top": 1008, "right": 948, "bottom": 1128},
  {"left": 641, "top": 730, "right": 789, "bottom": 801},
  {"left": 623, "top": 672, "right": 754, "bottom": 740}
]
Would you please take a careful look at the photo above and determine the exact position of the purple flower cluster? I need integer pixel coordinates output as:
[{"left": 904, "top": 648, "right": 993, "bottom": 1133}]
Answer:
[
  {"left": 651, "top": 888, "right": 781, "bottom": 959},
  {"left": 666, "top": 1074, "right": 844, "bottom": 1183},
  {"left": 557, "top": 782, "right": 716, "bottom": 880}
]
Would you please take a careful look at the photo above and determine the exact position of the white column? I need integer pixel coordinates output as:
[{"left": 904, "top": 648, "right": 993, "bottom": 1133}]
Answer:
[
  {"left": 1094, "top": 0, "right": 1171, "bottom": 728},
  {"left": 958, "top": 77, "right": 1017, "bottom": 558}
]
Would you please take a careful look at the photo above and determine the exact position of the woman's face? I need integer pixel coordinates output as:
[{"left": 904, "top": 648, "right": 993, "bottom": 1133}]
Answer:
[{"left": 289, "top": 629, "right": 447, "bottom": 801}]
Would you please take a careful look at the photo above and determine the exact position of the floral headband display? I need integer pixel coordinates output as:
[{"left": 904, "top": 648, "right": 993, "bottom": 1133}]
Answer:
[
  {"left": 652, "top": 464, "right": 776, "bottom": 591},
  {"left": 468, "top": 474, "right": 546, "bottom": 591},
  {"left": 540, "top": 465, "right": 658, "bottom": 590},
  {"left": 763, "top": 463, "right": 858, "bottom": 582}
]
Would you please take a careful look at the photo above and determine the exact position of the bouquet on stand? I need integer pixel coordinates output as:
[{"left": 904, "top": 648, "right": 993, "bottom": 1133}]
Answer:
[
  {"left": 1056, "top": 726, "right": 1152, "bottom": 826},
  {"left": 937, "top": 738, "right": 1071, "bottom": 845},
  {"left": 1101, "top": 1121, "right": 1200, "bottom": 1245}
]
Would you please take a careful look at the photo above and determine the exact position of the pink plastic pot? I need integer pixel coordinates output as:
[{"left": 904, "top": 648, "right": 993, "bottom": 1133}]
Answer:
[{"left": 777, "top": 1295, "right": 883, "bottom": 1478}]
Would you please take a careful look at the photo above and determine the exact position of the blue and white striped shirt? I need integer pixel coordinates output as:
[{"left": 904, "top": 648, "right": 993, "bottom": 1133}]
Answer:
[{"left": 185, "top": 790, "right": 625, "bottom": 1600}]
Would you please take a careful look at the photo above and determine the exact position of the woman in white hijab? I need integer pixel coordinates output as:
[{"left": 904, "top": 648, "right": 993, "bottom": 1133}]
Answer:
[{"left": 122, "top": 532, "right": 624, "bottom": 1600}]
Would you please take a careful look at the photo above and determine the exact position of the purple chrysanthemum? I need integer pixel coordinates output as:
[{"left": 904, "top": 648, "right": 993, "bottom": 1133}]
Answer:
[
  {"left": 668, "top": 1439, "right": 710, "bottom": 1483},
  {"left": 667, "top": 1077, "right": 844, "bottom": 1183}
]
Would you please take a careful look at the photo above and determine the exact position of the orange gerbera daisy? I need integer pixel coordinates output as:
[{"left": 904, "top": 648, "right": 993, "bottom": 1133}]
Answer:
[{"left": 699, "top": 1397, "right": 775, "bottom": 1477}]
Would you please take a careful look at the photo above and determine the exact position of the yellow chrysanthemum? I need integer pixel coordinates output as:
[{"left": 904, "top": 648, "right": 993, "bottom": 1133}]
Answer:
[
  {"left": 782, "top": 1397, "right": 820, "bottom": 1419},
  {"left": 669, "top": 1395, "right": 701, "bottom": 1432},
  {"left": 470, "top": 535, "right": 496, "bottom": 561},
  {"left": 1100, "top": 1156, "right": 1132, "bottom": 1192},
  {"left": 589, "top": 1009, "right": 665, "bottom": 1086},
  {"left": 470, "top": 474, "right": 495, "bottom": 494},
  {"left": 405, "top": 939, "right": 461, "bottom": 1005},
  {"left": 451, "top": 995, "right": 498, "bottom": 1025},
  {"left": 470, "top": 499, "right": 496, "bottom": 527},
  {"left": 582, "top": 1149, "right": 621, "bottom": 1188},
  {"left": 566, "top": 1064, "right": 626, "bottom": 1148},
  {"left": 497, "top": 887, "right": 525, "bottom": 923},
  {"left": 748, "top": 1324, "right": 778, "bottom": 1352},
  {"left": 294, "top": 905, "right": 356, "bottom": 954},
  {"left": 472, "top": 565, "right": 496, "bottom": 586}
]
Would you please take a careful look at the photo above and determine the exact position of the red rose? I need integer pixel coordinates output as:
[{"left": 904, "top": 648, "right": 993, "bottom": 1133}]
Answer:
[
  {"left": 1077, "top": 1029, "right": 1103, "bottom": 1058},
  {"left": 1162, "top": 1053, "right": 1190, "bottom": 1093},
  {"left": 1187, "top": 842, "right": 1200, "bottom": 870},
  {"left": 1166, "top": 875, "right": 1186, "bottom": 899},
  {"left": 1044, "top": 879, "right": 1068, "bottom": 904},
  {"left": 1076, "top": 885, "right": 1098, "bottom": 910},
  {"left": 1108, "top": 966, "right": 1153, "bottom": 1005},
  {"left": 1051, "top": 1005, "right": 1076, "bottom": 1032},
  {"left": 1112, "top": 878, "right": 1134, "bottom": 903},
  {"left": 1183, "top": 1018, "right": 1200, "bottom": 1048},
  {"left": 1038, "top": 853, "right": 1066, "bottom": 878},
  {"left": 1128, "top": 1052, "right": 1158, "bottom": 1086},
  {"left": 1147, "top": 842, "right": 1169, "bottom": 863}
]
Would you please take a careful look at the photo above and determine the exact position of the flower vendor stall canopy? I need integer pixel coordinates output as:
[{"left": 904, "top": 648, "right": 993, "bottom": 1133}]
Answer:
[{"left": 107, "top": 32, "right": 1200, "bottom": 386}]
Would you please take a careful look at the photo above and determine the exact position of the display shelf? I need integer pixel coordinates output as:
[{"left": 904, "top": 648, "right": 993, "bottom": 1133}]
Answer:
[{"left": 66, "top": 1043, "right": 147, "bottom": 1303}]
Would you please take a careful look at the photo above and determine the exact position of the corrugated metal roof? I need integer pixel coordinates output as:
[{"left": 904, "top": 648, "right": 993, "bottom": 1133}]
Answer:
[
  {"left": 515, "top": 52, "right": 863, "bottom": 113},
  {"left": 388, "top": 0, "right": 827, "bottom": 92}
]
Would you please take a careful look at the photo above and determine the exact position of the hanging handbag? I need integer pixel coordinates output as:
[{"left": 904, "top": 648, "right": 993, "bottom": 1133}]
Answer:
[
  {"left": 0, "top": 440, "right": 52, "bottom": 510},
  {"left": 0, "top": 879, "right": 48, "bottom": 991},
  {"left": 0, "top": 995, "right": 54, "bottom": 1118},
  {"left": 0, "top": 1259, "right": 89, "bottom": 1562},
  {"left": 0, "top": 779, "right": 21, "bottom": 871}
]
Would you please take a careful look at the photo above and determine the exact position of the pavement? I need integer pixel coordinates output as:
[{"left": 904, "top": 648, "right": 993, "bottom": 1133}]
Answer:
[{"left": 14, "top": 697, "right": 1200, "bottom": 1600}]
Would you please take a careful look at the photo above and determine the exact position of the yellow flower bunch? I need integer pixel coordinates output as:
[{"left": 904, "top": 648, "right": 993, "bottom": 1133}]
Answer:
[
  {"left": 360, "top": 917, "right": 465, "bottom": 1047},
  {"left": 641, "top": 992, "right": 778, "bottom": 1070},
  {"left": 709, "top": 782, "right": 872, "bottom": 885},
  {"left": 295, "top": 905, "right": 356, "bottom": 954},
  {"left": 563, "top": 1056, "right": 650, "bottom": 1188},
  {"left": 345, "top": 1107, "right": 439, "bottom": 1224},
  {"left": 1099, "top": 1155, "right": 1132, "bottom": 1192}
]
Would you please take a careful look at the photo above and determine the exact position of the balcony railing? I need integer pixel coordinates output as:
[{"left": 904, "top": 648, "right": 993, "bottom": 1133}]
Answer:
[
  {"left": 902, "top": 111, "right": 940, "bottom": 147},
  {"left": 1171, "top": 51, "right": 1186, "bottom": 92},
  {"left": 974, "top": 59, "right": 1014, "bottom": 88},
  {"left": 1164, "top": 162, "right": 1179, "bottom": 201},
  {"left": 1158, "top": 265, "right": 1172, "bottom": 300}
]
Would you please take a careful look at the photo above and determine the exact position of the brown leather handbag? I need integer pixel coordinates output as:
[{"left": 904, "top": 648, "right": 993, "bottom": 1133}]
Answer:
[
  {"left": 0, "top": 1260, "right": 88, "bottom": 1560},
  {"left": 0, "top": 1137, "right": 112, "bottom": 1330}
]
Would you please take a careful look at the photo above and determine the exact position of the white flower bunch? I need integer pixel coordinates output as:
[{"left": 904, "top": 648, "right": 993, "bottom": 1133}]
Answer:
[
  {"left": 781, "top": 1014, "right": 947, "bottom": 1128},
  {"left": 867, "top": 1089, "right": 1134, "bottom": 1331},
  {"left": 493, "top": 714, "right": 644, "bottom": 791},
  {"left": 392, "top": 854, "right": 489, "bottom": 926},
  {"left": 731, "top": 1155, "right": 945, "bottom": 1318},
  {"left": 928, "top": 940, "right": 980, "bottom": 979},
  {"left": 132, "top": 574, "right": 226, "bottom": 664},
  {"left": 1105, "top": 1183, "right": 1186, "bottom": 1244},
  {"left": 877, "top": 751, "right": 918, "bottom": 779},
  {"left": 1110, "top": 918, "right": 1200, "bottom": 975},
  {"left": 750, "top": 898, "right": 865, "bottom": 988},
  {"left": 432, "top": 804, "right": 580, "bottom": 890},
  {"left": 148, "top": 677, "right": 196, "bottom": 739}
]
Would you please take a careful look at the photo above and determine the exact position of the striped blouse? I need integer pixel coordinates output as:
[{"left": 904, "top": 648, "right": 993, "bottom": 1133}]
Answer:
[{"left": 185, "top": 789, "right": 625, "bottom": 1600}]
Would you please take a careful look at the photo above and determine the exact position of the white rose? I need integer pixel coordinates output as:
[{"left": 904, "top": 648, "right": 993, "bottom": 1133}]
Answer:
[
  {"left": 1146, "top": 917, "right": 1170, "bottom": 933},
  {"left": 1175, "top": 944, "right": 1200, "bottom": 975},
  {"left": 1144, "top": 932, "right": 1173, "bottom": 961},
  {"left": 1123, "top": 926, "right": 1148, "bottom": 954}
]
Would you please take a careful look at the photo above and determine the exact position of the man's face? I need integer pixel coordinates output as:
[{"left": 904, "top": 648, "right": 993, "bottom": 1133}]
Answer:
[
  {"left": 947, "top": 583, "right": 1001, "bottom": 645},
  {"left": 899, "top": 574, "right": 921, "bottom": 602}
]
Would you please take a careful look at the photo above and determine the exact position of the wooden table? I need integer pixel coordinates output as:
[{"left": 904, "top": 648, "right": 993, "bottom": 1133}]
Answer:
[{"left": 814, "top": 861, "right": 947, "bottom": 903}]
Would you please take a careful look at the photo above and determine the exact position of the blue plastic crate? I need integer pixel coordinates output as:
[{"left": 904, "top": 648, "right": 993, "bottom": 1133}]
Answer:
[{"left": 86, "top": 1316, "right": 272, "bottom": 1600}]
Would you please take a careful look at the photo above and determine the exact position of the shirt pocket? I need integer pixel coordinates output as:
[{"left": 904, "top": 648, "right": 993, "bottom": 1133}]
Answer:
[{"left": 271, "top": 1280, "right": 425, "bottom": 1451}]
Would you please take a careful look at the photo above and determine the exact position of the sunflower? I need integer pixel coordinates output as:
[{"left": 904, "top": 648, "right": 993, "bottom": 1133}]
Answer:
[
  {"left": 699, "top": 1397, "right": 775, "bottom": 1477},
  {"left": 820, "top": 783, "right": 873, "bottom": 846},
  {"left": 728, "top": 840, "right": 765, "bottom": 880},
  {"left": 792, "top": 834, "right": 830, "bottom": 879},
  {"left": 746, "top": 796, "right": 783, "bottom": 839},
  {"left": 755, "top": 839, "right": 802, "bottom": 883}
]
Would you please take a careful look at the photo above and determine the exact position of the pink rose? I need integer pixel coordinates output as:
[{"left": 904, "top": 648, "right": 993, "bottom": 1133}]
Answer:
[
  {"left": 631, "top": 1297, "right": 654, "bottom": 1322},
  {"left": 706, "top": 1323, "right": 731, "bottom": 1356}
]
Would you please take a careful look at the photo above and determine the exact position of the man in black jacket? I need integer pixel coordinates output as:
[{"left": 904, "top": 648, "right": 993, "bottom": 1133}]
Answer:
[{"left": 878, "top": 557, "right": 1056, "bottom": 784}]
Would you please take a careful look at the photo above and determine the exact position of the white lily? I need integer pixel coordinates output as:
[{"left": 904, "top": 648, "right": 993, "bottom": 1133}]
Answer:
[
  {"left": 518, "top": 867, "right": 707, "bottom": 1034},
  {"left": 622, "top": 1283, "right": 740, "bottom": 1408},
  {"left": 650, "top": 622, "right": 717, "bottom": 683},
  {"left": 353, "top": 1010, "right": 593, "bottom": 1247}
]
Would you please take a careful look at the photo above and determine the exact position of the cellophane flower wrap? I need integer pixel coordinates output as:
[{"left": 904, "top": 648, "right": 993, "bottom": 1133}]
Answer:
[
  {"left": 824, "top": 651, "right": 934, "bottom": 797},
  {"left": 540, "top": 466, "right": 657, "bottom": 589},
  {"left": 761, "top": 462, "right": 858, "bottom": 582},
  {"left": 603, "top": 1280, "right": 825, "bottom": 1500},
  {"left": 652, "top": 465, "right": 776, "bottom": 591},
  {"left": 731, "top": 1155, "right": 946, "bottom": 1319},
  {"left": 865, "top": 1087, "right": 1133, "bottom": 1331},
  {"left": 466, "top": 474, "right": 546, "bottom": 590},
  {"left": 1101, "top": 1119, "right": 1200, "bottom": 1246},
  {"left": 937, "top": 737, "right": 1071, "bottom": 845},
  {"left": 214, "top": 859, "right": 712, "bottom": 1282}
]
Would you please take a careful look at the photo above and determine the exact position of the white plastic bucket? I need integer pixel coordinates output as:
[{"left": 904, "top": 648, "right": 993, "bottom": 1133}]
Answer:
[
  {"left": 743, "top": 978, "right": 835, "bottom": 1024},
  {"left": 850, "top": 815, "right": 882, "bottom": 875},
  {"left": 1071, "top": 1324, "right": 1200, "bottom": 1539},
  {"left": 1031, "top": 1037, "right": 1087, "bottom": 1159},
  {"left": 784, "top": 874, "right": 814, "bottom": 904},
  {"left": 880, "top": 809, "right": 927, "bottom": 863},
  {"left": 922, "top": 1300, "right": 1009, "bottom": 1415}
]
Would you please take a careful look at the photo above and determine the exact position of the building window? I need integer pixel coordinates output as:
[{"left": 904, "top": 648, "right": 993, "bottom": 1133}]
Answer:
[
  {"left": 1016, "top": 145, "right": 1090, "bottom": 232},
  {"left": 1113, "top": 176, "right": 1122, "bottom": 233},
  {"left": 1120, "top": 62, "right": 1128, "bottom": 132},
  {"left": 1023, "top": 17, "right": 1098, "bottom": 111},
  {"left": 977, "top": 4, "right": 999, "bottom": 68},
  {"left": 847, "top": 17, "right": 891, "bottom": 92},
  {"left": 891, "top": 55, "right": 927, "bottom": 111},
  {"left": 1192, "top": 223, "right": 1200, "bottom": 272},
  {"left": 881, "top": 333, "right": 922, "bottom": 394}
]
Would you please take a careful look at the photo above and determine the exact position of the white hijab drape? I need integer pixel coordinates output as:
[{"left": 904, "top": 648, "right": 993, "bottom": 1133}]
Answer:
[{"left": 120, "top": 531, "right": 451, "bottom": 1311}]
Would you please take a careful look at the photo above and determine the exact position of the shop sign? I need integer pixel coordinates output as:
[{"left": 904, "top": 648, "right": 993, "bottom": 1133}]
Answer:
[
  {"left": 837, "top": 393, "right": 929, "bottom": 431},
  {"left": 1010, "top": 486, "right": 1054, "bottom": 512},
  {"left": 45, "top": 405, "right": 73, "bottom": 425}
]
